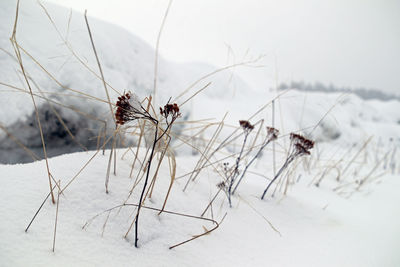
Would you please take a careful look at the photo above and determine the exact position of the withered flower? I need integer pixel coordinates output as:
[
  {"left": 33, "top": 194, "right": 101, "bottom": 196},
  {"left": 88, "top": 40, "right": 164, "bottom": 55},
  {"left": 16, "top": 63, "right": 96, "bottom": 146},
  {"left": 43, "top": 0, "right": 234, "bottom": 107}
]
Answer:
[
  {"left": 160, "top": 103, "right": 181, "bottom": 119},
  {"left": 261, "top": 132, "right": 314, "bottom": 199},
  {"left": 266, "top": 127, "right": 279, "bottom": 141},
  {"left": 159, "top": 102, "right": 181, "bottom": 126},
  {"left": 115, "top": 92, "right": 150, "bottom": 125},
  {"left": 290, "top": 133, "right": 314, "bottom": 156},
  {"left": 239, "top": 120, "right": 254, "bottom": 131}
]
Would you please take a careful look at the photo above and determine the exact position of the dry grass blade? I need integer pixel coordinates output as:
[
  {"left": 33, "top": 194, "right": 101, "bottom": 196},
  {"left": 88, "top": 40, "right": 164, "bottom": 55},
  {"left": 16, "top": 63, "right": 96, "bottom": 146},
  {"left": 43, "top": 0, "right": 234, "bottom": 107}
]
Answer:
[
  {"left": 169, "top": 212, "right": 227, "bottom": 250},
  {"left": 52, "top": 181, "right": 61, "bottom": 252},
  {"left": 25, "top": 184, "right": 57, "bottom": 232},
  {"left": 272, "top": 100, "right": 276, "bottom": 177},
  {"left": 309, "top": 93, "right": 348, "bottom": 135},
  {"left": 201, "top": 187, "right": 223, "bottom": 217},
  {"left": 341, "top": 136, "right": 373, "bottom": 179},
  {"left": 148, "top": 135, "right": 172, "bottom": 199},
  {"left": 179, "top": 82, "right": 212, "bottom": 107},
  {"left": 183, "top": 113, "right": 227, "bottom": 191},
  {"left": 239, "top": 196, "right": 281, "bottom": 236},
  {"left": 357, "top": 150, "right": 391, "bottom": 189},
  {"left": 173, "top": 55, "right": 264, "bottom": 103},
  {"left": 37, "top": 1, "right": 121, "bottom": 95},
  {"left": 10, "top": 0, "right": 55, "bottom": 204},
  {"left": 84, "top": 10, "right": 116, "bottom": 123},
  {"left": 130, "top": 96, "right": 152, "bottom": 178},
  {"left": 105, "top": 129, "right": 118, "bottom": 193},
  {"left": 158, "top": 147, "right": 177, "bottom": 214},
  {"left": 13, "top": 43, "right": 112, "bottom": 104},
  {"left": 153, "top": 0, "right": 173, "bottom": 104}
]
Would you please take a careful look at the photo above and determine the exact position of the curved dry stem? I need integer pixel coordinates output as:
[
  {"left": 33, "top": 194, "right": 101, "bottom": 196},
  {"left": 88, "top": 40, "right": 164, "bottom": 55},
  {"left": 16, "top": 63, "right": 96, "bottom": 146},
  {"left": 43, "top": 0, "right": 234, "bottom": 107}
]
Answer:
[{"left": 83, "top": 203, "right": 225, "bottom": 250}]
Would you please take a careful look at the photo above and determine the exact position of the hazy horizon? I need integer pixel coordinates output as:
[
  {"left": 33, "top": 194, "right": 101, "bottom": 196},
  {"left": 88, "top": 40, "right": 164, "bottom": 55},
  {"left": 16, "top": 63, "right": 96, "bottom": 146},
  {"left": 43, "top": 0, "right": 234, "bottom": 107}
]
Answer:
[{"left": 46, "top": 0, "right": 400, "bottom": 95}]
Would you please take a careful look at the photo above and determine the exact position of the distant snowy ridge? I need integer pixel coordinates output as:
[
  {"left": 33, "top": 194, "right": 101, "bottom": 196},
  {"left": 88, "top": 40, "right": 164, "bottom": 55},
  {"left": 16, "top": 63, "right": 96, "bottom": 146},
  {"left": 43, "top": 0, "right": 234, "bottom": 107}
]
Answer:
[{"left": 279, "top": 80, "right": 400, "bottom": 102}]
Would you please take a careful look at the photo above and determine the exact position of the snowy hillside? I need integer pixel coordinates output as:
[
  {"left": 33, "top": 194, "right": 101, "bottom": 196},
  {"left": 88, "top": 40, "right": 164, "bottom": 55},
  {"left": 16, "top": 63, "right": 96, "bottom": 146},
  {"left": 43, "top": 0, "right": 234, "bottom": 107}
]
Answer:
[
  {"left": 0, "top": 0, "right": 252, "bottom": 163},
  {"left": 1, "top": 0, "right": 398, "bottom": 164}
]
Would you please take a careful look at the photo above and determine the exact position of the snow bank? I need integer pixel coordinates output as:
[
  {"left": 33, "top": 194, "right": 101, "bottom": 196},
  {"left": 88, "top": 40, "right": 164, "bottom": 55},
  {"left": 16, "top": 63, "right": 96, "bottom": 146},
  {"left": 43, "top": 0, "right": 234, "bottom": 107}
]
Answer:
[{"left": 0, "top": 149, "right": 399, "bottom": 266}]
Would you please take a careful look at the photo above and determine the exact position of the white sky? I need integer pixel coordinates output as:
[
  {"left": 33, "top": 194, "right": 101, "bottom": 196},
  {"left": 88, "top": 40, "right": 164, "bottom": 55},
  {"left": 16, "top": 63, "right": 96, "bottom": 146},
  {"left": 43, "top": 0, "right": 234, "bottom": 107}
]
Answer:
[{"left": 47, "top": 0, "right": 400, "bottom": 94}]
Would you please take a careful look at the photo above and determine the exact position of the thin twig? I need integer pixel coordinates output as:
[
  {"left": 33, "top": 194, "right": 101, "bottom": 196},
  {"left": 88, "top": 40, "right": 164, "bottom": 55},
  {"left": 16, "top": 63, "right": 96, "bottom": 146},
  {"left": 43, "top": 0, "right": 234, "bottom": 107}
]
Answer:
[
  {"left": 25, "top": 184, "right": 57, "bottom": 232},
  {"left": 52, "top": 181, "right": 61, "bottom": 252},
  {"left": 153, "top": 0, "right": 173, "bottom": 105}
]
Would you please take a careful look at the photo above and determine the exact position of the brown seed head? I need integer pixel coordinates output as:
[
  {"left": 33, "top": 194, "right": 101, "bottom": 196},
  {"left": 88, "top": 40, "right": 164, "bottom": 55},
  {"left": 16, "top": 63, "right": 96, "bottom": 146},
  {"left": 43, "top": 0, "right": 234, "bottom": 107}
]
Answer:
[
  {"left": 289, "top": 132, "right": 314, "bottom": 155},
  {"left": 239, "top": 120, "right": 254, "bottom": 131},
  {"left": 115, "top": 93, "right": 132, "bottom": 125},
  {"left": 115, "top": 92, "right": 144, "bottom": 125},
  {"left": 266, "top": 127, "right": 279, "bottom": 141},
  {"left": 160, "top": 102, "right": 181, "bottom": 119}
]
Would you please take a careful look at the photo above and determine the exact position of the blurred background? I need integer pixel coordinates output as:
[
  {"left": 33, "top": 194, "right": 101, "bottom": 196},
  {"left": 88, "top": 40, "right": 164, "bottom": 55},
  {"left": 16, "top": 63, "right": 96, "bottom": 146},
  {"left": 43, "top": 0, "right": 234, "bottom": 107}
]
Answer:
[
  {"left": 47, "top": 0, "right": 400, "bottom": 94},
  {"left": 0, "top": 0, "right": 399, "bottom": 164}
]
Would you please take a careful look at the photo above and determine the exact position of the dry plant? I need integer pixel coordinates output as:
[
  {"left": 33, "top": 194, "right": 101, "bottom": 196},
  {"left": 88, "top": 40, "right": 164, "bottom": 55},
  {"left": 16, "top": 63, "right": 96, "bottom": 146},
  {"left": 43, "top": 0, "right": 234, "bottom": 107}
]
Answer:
[
  {"left": 115, "top": 92, "right": 181, "bottom": 247},
  {"left": 82, "top": 203, "right": 226, "bottom": 250},
  {"left": 217, "top": 120, "right": 279, "bottom": 207},
  {"left": 225, "top": 120, "right": 254, "bottom": 207},
  {"left": 261, "top": 133, "right": 314, "bottom": 199},
  {"left": 10, "top": 0, "right": 56, "bottom": 204},
  {"left": 232, "top": 126, "right": 279, "bottom": 195}
]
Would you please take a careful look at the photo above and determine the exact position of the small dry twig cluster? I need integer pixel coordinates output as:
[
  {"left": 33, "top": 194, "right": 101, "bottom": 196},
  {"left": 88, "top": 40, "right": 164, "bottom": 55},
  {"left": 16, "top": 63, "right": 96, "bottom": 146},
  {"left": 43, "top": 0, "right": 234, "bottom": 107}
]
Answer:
[
  {"left": 218, "top": 120, "right": 280, "bottom": 207},
  {"left": 261, "top": 133, "right": 314, "bottom": 199},
  {"left": 115, "top": 92, "right": 180, "bottom": 248},
  {"left": 232, "top": 126, "right": 279, "bottom": 195}
]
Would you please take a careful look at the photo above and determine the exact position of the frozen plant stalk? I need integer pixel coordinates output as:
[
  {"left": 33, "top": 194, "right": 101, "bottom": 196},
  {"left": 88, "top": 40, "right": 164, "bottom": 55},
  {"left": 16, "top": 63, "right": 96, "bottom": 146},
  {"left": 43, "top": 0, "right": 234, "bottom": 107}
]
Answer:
[
  {"left": 261, "top": 133, "right": 314, "bottom": 199},
  {"left": 222, "top": 120, "right": 254, "bottom": 207},
  {"left": 232, "top": 126, "right": 279, "bottom": 195},
  {"left": 115, "top": 92, "right": 180, "bottom": 247}
]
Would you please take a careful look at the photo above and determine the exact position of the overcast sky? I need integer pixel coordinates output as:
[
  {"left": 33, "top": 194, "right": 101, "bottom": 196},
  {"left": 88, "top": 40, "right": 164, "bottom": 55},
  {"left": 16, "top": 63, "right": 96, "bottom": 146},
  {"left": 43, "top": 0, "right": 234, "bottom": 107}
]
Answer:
[{"left": 47, "top": 0, "right": 400, "bottom": 94}]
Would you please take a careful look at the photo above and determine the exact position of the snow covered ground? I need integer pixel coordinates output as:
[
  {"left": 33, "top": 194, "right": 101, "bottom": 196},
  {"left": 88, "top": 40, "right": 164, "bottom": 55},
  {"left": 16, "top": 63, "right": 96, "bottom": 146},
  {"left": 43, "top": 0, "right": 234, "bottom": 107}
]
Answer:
[
  {"left": 1, "top": 148, "right": 399, "bottom": 266},
  {"left": 1, "top": 0, "right": 400, "bottom": 266}
]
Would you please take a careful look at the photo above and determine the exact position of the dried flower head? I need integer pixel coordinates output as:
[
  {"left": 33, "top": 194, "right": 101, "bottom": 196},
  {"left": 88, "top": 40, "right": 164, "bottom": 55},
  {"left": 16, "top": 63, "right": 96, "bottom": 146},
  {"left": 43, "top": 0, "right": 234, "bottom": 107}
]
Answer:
[
  {"left": 266, "top": 127, "right": 279, "bottom": 141},
  {"left": 217, "top": 181, "right": 226, "bottom": 189},
  {"left": 160, "top": 103, "right": 181, "bottom": 119},
  {"left": 294, "top": 143, "right": 310, "bottom": 155},
  {"left": 239, "top": 120, "right": 254, "bottom": 131},
  {"left": 290, "top": 133, "right": 304, "bottom": 143},
  {"left": 115, "top": 92, "right": 148, "bottom": 125},
  {"left": 261, "top": 133, "right": 314, "bottom": 199},
  {"left": 290, "top": 133, "right": 314, "bottom": 155}
]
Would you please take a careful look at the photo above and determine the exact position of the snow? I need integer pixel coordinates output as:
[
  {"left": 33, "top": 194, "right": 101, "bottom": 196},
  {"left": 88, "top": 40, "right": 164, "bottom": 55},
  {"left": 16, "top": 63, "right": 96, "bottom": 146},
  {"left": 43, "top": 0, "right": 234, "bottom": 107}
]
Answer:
[
  {"left": 1, "top": 0, "right": 400, "bottom": 266},
  {"left": 1, "top": 149, "right": 399, "bottom": 266}
]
